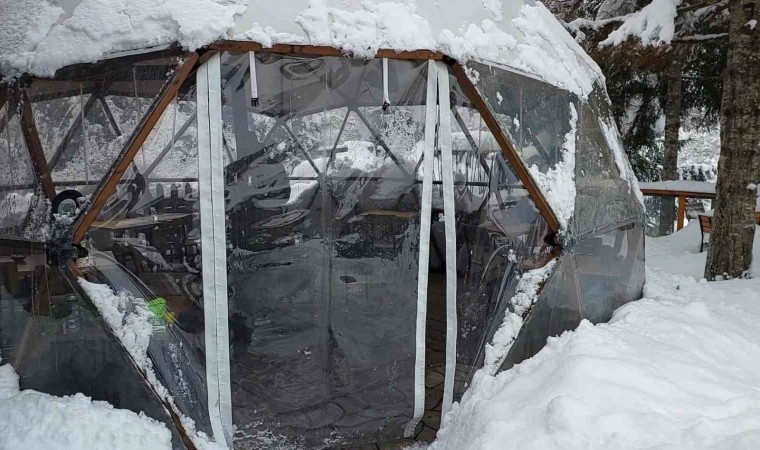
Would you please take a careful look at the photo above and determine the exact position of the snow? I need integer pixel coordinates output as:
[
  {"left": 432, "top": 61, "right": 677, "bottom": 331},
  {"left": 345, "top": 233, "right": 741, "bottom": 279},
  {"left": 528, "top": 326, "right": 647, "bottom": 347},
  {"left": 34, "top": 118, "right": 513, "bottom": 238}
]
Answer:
[
  {"left": 483, "top": 259, "right": 558, "bottom": 374},
  {"left": 1, "top": 0, "right": 604, "bottom": 99},
  {"left": 0, "top": 0, "right": 247, "bottom": 77},
  {"left": 649, "top": 221, "right": 760, "bottom": 278},
  {"left": 640, "top": 180, "right": 716, "bottom": 194},
  {"left": 78, "top": 279, "right": 154, "bottom": 369},
  {"left": 77, "top": 279, "right": 227, "bottom": 450},
  {"left": 430, "top": 224, "right": 760, "bottom": 450},
  {"left": 0, "top": 354, "right": 172, "bottom": 450},
  {"left": 508, "top": 3, "right": 601, "bottom": 98},
  {"left": 529, "top": 103, "right": 576, "bottom": 230},
  {"left": 600, "top": 0, "right": 681, "bottom": 47}
]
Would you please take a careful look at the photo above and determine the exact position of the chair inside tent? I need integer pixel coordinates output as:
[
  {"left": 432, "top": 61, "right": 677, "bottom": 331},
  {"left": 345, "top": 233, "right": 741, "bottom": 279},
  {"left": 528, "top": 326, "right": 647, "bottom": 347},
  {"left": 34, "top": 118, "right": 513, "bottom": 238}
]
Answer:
[{"left": 0, "top": 5, "right": 644, "bottom": 450}]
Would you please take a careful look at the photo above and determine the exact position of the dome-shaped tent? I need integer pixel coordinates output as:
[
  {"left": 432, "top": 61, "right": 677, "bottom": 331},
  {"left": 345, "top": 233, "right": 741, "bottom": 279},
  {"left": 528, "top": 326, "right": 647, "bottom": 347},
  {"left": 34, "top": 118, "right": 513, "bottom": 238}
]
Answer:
[{"left": 0, "top": 1, "right": 645, "bottom": 448}]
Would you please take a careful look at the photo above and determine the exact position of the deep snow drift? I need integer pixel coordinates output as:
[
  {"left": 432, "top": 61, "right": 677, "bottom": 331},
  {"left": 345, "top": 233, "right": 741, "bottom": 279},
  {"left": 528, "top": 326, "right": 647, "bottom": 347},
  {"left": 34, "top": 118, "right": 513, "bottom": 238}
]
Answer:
[
  {"left": 0, "top": 357, "right": 173, "bottom": 450},
  {"left": 431, "top": 224, "right": 760, "bottom": 450}
]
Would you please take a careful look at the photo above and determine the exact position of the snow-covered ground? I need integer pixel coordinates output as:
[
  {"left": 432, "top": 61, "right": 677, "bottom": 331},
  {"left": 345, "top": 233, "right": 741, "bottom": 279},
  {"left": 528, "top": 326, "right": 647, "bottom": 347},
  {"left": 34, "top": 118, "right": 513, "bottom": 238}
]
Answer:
[
  {"left": 0, "top": 357, "right": 173, "bottom": 450},
  {"left": 431, "top": 223, "right": 760, "bottom": 450}
]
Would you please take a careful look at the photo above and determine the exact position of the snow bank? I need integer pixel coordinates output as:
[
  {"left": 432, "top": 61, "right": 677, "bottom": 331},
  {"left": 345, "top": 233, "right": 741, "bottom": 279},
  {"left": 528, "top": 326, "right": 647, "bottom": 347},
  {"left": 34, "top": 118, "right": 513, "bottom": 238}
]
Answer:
[
  {"left": 529, "top": 104, "right": 577, "bottom": 229},
  {"left": 0, "top": 356, "right": 172, "bottom": 450},
  {"left": 648, "top": 221, "right": 760, "bottom": 279},
  {"left": 1, "top": 0, "right": 604, "bottom": 99},
  {"left": 431, "top": 227, "right": 760, "bottom": 450}
]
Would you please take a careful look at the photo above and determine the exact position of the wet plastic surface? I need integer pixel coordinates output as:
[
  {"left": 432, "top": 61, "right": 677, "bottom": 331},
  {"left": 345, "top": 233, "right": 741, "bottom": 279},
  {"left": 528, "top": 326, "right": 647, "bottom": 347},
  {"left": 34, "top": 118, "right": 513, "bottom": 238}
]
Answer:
[
  {"left": 83, "top": 71, "right": 213, "bottom": 437},
  {"left": 220, "top": 52, "right": 428, "bottom": 448},
  {"left": 0, "top": 240, "right": 186, "bottom": 449}
]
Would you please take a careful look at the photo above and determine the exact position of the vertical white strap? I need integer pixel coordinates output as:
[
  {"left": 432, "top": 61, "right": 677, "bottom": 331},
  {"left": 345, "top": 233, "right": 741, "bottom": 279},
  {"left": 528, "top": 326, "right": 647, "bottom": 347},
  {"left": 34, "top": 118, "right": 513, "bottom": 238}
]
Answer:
[
  {"left": 382, "top": 57, "right": 390, "bottom": 109},
  {"left": 249, "top": 51, "right": 258, "bottom": 106},
  {"left": 198, "top": 55, "right": 233, "bottom": 447},
  {"left": 80, "top": 84, "right": 90, "bottom": 184},
  {"left": 403, "top": 60, "right": 438, "bottom": 438},
  {"left": 436, "top": 61, "right": 457, "bottom": 419},
  {"left": 207, "top": 52, "right": 234, "bottom": 444}
]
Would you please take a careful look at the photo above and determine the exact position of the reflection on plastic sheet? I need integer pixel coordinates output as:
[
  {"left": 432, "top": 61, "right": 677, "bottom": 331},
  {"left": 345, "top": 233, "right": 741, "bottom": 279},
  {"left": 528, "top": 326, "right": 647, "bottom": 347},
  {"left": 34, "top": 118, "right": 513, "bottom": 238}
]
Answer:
[
  {"left": 221, "top": 51, "right": 427, "bottom": 448},
  {"left": 0, "top": 241, "right": 185, "bottom": 449},
  {"left": 503, "top": 223, "right": 645, "bottom": 369},
  {"left": 573, "top": 86, "right": 644, "bottom": 239},
  {"left": 464, "top": 61, "right": 574, "bottom": 175},
  {"left": 82, "top": 71, "right": 213, "bottom": 437},
  {"left": 442, "top": 68, "right": 554, "bottom": 400}
]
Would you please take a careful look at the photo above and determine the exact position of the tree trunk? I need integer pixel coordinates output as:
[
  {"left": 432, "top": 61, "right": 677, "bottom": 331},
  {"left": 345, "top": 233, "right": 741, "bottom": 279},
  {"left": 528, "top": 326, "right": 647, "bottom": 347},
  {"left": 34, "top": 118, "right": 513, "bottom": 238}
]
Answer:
[
  {"left": 705, "top": 0, "right": 760, "bottom": 280},
  {"left": 658, "top": 50, "right": 683, "bottom": 236}
]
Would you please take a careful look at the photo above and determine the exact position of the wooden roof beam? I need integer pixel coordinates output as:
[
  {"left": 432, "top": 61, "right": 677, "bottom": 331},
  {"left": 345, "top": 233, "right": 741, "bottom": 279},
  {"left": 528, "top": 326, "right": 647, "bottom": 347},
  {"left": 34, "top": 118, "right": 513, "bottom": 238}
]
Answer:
[
  {"left": 207, "top": 40, "right": 444, "bottom": 60},
  {"left": 20, "top": 91, "right": 56, "bottom": 200},
  {"left": 71, "top": 52, "right": 200, "bottom": 244}
]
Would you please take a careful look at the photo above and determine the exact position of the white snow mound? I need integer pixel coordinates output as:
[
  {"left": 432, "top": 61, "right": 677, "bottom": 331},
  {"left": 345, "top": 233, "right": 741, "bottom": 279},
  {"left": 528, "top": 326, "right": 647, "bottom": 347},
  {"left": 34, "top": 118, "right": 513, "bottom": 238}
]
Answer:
[
  {"left": 431, "top": 226, "right": 760, "bottom": 450},
  {"left": 0, "top": 361, "right": 172, "bottom": 450}
]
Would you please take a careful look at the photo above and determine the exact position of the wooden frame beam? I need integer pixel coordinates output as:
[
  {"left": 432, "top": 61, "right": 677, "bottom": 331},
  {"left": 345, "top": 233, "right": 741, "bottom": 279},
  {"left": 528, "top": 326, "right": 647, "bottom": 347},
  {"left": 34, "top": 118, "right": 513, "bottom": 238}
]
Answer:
[
  {"left": 63, "top": 43, "right": 563, "bottom": 246},
  {"left": 20, "top": 91, "right": 56, "bottom": 200},
  {"left": 640, "top": 189, "right": 717, "bottom": 231},
  {"left": 72, "top": 52, "right": 200, "bottom": 244},
  {"left": 639, "top": 188, "right": 716, "bottom": 199},
  {"left": 447, "top": 60, "right": 562, "bottom": 235},
  {"left": 207, "top": 40, "right": 444, "bottom": 60}
]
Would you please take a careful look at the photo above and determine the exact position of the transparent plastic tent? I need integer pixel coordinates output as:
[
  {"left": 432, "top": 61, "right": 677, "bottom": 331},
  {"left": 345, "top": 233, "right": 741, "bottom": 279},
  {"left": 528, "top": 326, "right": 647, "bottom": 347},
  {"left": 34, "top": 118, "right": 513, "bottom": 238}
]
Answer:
[{"left": 0, "top": 6, "right": 644, "bottom": 450}]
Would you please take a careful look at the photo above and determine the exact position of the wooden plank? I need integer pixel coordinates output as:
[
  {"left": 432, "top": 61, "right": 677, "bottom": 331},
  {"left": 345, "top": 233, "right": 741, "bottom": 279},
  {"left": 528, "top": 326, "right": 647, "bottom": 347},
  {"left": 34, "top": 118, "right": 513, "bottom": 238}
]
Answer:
[
  {"left": 677, "top": 195, "right": 686, "bottom": 230},
  {"left": 640, "top": 188, "right": 716, "bottom": 199},
  {"left": 207, "top": 40, "right": 444, "bottom": 60},
  {"left": 72, "top": 53, "right": 200, "bottom": 244},
  {"left": 447, "top": 60, "right": 562, "bottom": 235},
  {"left": 20, "top": 91, "right": 56, "bottom": 199}
]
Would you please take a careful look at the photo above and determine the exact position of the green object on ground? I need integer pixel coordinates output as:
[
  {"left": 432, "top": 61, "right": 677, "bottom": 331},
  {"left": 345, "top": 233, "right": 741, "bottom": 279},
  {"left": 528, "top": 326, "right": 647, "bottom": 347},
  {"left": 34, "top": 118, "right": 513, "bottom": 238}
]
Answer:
[{"left": 148, "top": 297, "right": 167, "bottom": 319}]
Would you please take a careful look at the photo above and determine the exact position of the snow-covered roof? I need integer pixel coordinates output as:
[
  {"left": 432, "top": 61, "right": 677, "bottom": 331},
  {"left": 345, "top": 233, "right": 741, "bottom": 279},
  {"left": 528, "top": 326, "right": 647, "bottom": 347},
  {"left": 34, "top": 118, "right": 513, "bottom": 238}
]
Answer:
[{"left": 0, "top": 0, "right": 604, "bottom": 98}]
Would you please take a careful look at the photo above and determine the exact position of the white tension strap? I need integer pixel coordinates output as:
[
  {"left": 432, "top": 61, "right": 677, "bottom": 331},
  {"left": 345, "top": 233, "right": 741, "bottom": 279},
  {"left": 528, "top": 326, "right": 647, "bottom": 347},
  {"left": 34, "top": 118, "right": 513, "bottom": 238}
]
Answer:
[
  {"left": 436, "top": 60, "right": 458, "bottom": 420},
  {"left": 404, "top": 60, "right": 439, "bottom": 438},
  {"left": 249, "top": 51, "right": 259, "bottom": 106},
  {"left": 382, "top": 57, "right": 390, "bottom": 109},
  {"left": 197, "top": 53, "right": 234, "bottom": 447}
]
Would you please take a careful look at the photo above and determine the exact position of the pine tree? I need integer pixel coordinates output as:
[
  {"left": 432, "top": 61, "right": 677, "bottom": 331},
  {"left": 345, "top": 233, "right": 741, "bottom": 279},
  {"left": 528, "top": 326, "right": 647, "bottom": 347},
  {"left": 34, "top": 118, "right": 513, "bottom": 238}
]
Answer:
[{"left": 705, "top": 0, "right": 760, "bottom": 279}]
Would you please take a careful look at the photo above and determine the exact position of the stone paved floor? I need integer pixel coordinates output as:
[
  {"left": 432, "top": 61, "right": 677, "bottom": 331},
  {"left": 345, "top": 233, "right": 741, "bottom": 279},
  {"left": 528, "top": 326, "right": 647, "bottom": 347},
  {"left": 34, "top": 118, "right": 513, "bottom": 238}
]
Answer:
[{"left": 335, "top": 273, "right": 451, "bottom": 450}]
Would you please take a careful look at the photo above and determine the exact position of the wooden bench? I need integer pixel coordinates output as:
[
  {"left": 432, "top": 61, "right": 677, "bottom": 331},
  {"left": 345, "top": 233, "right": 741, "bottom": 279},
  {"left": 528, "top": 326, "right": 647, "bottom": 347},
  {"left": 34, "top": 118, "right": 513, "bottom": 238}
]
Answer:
[{"left": 698, "top": 214, "right": 712, "bottom": 253}]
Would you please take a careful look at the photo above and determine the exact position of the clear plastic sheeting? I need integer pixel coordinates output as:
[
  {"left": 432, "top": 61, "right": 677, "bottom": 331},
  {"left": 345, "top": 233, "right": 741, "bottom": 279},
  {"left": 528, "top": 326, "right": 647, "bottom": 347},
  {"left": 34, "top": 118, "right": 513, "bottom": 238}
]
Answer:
[
  {"left": 0, "top": 91, "right": 49, "bottom": 241},
  {"left": 26, "top": 50, "right": 183, "bottom": 196},
  {"left": 573, "top": 85, "right": 644, "bottom": 239},
  {"left": 0, "top": 240, "right": 186, "bottom": 449},
  {"left": 502, "top": 222, "right": 645, "bottom": 369},
  {"left": 464, "top": 61, "right": 575, "bottom": 175},
  {"left": 220, "top": 51, "right": 428, "bottom": 448},
  {"left": 80, "top": 71, "right": 213, "bottom": 437},
  {"left": 432, "top": 67, "right": 553, "bottom": 402}
]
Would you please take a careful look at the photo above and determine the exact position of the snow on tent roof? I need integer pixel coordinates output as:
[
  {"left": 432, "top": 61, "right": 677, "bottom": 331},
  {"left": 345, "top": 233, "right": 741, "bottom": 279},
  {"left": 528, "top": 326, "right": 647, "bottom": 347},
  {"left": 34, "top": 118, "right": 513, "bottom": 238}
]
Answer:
[{"left": 0, "top": 0, "right": 603, "bottom": 98}]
